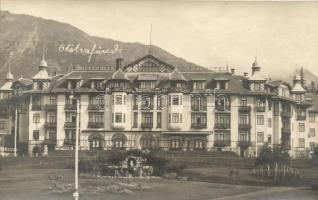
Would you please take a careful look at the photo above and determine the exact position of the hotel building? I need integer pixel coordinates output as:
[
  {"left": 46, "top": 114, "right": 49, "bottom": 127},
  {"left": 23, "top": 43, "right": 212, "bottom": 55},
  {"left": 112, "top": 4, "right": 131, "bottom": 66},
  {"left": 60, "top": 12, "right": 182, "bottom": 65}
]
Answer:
[{"left": 0, "top": 53, "right": 317, "bottom": 157}]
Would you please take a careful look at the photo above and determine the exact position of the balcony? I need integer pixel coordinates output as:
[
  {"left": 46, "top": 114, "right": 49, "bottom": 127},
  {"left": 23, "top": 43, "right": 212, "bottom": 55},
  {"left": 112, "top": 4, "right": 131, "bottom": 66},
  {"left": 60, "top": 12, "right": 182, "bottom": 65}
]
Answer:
[
  {"left": 141, "top": 122, "right": 153, "bottom": 129},
  {"left": 215, "top": 105, "right": 230, "bottom": 112},
  {"left": 167, "top": 87, "right": 190, "bottom": 93},
  {"left": 238, "top": 124, "right": 251, "bottom": 130},
  {"left": 281, "top": 127, "right": 291, "bottom": 134},
  {"left": 239, "top": 106, "right": 251, "bottom": 112},
  {"left": 255, "top": 106, "right": 266, "bottom": 112},
  {"left": 141, "top": 104, "right": 154, "bottom": 111},
  {"left": 191, "top": 123, "right": 207, "bottom": 129},
  {"left": 238, "top": 140, "right": 251, "bottom": 147},
  {"left": 133, "top": 105, "right": 138, "bottom": 110},
  {"left": 281, "top": 111, "right": 292, "bottom": 118},
  {"left": 168, "top": 123, "right": 182, "bottom": 130},
  {"left": 297, "top": 115, "right": 306, "bottom": 121},
  {"left": 214, "top": 140, "right": 231, "bottom": 147},
  {"left": 88, "top": 104, "right": 103, "bottom": 111},
  {"left": 44, "top": 122, "right": 57, "bottom": 129},
  {"left": 88, "top": 122, "right": 104, "bottom": 129},
  {"left": 44, "top": 139, "right": 56, "bottom": 145},
  {"left": 191, "top": 105, "right": 207, "bottom": 111},
  {"left": 44, "top": 104, "right": 57, "bottom": 110},
  {"left": 64, "top": 139, "right": 75, "bottom": 146},
  {"left": 64, "top": 104, "right": 76, "bottom": 111},
  {"left": 214, "top": 123, "right": 230, "bottom": 129},
  {"left": 112, "top": 122, "right": 126, "bottom": 130},
  {"left": 32, "top": 105, "right": 42, "bottom": 111},
  {"left": 64, "top": 122, "right": 76, "bottom": 129}
]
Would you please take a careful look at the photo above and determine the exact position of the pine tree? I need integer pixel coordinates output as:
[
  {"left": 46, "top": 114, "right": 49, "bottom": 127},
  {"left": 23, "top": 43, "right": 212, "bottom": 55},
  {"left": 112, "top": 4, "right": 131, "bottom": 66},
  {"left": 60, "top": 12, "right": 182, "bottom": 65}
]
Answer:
[
  {"left": 300, "top": 67, "right": 306, "bottom": 87},
  {"left": 309, "top": 81, "right": 316, "bottom": 93}
]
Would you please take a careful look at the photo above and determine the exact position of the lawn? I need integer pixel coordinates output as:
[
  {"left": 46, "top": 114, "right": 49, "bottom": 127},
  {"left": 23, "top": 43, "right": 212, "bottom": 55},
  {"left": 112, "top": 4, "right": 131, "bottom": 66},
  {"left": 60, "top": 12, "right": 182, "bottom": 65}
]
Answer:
[{"left": 0, "top": 168, "right": 267, "bottom": 200}]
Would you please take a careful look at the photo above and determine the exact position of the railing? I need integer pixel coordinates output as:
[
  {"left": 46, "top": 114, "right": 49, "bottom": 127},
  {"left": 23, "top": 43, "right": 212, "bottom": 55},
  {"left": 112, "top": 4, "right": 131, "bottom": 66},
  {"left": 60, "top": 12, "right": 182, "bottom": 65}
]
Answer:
[
  {"left": 239, "top": 106, "right": 251, "bottom": 112},
  {"left": 214, "top": 140, "right": 231, "bottom": 147},
  {"left": 281, "top": 111, "right": 292, "bottom": 118},
  {"left": 238, "top": 124, "right": 251, "bottom": 130},
  {"left": 191, "top": 105, "right": 207, "bottom": 111},
  {"left": 87, "top": 104, "right": 103, "bottom": 111},
  {"left": 297, "top": 115, "right": 306, "bottom": 121},
  {"left": 191, "top": 123, "right": 207, "bottom": 129},
  {"left": 281, "top": 127, "right": 291, "bottom": 134},
  {"left": 64, "top": 104, "right": 76, "bottom": 111},
  {"left": 44, "top": 104, "right": 57, "bottom": 110},
  {"left": 141, "top": 104, "right": 154, "bottom": 110},
  {"left": 141, "top": 123, "right": 153, "bottom": 128},
  {"left": 255, "top": 106, "right": 266, "bottom": 112},
  {"left": 214, "top": 123, "right": 230, "bottom": 129},
  {"left": 215, "top": 105, "right": 230, "bottom": 112},
  {"left": 44, "top": 122, "right": 57, "bottom": 128},
  {"left": 64, "top": 122, "right": 76, "bottom": 128},
  {"left": 87, "top": 122, "right": 104, "bottom": 128},
  {"left": 166, "top": 87, "right": 190, "bottom": 93},
  {"left": 238, "top": 140, "right": 251, "bottom": 147},
  {"left": 32, "top": 105, "right": 42, "bottom": 111},
  {"left": 64, "top": 139, "right": 75, "bottom": 146}
]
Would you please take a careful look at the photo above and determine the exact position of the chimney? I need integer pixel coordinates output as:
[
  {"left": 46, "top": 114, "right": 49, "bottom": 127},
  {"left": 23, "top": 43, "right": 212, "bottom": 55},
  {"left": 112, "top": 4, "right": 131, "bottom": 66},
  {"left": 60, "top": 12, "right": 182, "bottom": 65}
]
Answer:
[
  {"left": 244, "top": 72, "right": 248, "bottom": 77},
  {"left": 116, "top": 58, "right": 123, "bottom": 70},
  {"left": 230, "top": 68, "right": 235, "bottom": 75}
]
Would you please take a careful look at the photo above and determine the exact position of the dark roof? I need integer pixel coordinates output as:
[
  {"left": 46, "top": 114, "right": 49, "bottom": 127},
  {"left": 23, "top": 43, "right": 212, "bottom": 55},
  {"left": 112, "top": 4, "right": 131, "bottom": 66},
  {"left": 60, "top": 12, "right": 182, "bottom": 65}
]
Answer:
[{"left": 306, "top": 93, "right": 318, "bottom": 112}]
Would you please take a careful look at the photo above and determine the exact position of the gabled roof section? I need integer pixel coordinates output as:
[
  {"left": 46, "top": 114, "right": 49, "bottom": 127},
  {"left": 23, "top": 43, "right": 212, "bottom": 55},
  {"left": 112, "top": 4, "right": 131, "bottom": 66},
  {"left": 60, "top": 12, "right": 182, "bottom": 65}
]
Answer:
[
  {"left": 112, "top": 69, "right": 126, "bottom": 80},
  {"left": 169, "top": 69, "right": 186, "bottom": 81},
  {"left": 123, "top": 54, "right": 174, "bottom": 73}
]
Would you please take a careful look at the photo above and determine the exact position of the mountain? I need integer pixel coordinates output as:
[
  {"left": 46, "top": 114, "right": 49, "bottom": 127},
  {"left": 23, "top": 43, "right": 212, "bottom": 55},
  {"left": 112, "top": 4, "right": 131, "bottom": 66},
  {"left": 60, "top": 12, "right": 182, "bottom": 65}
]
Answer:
[
  {"left": 0, "top": 10, "right": 209, "bottom": 84},
  {"left": 270, "top": 67, "right": 318, "bottom": 90}
]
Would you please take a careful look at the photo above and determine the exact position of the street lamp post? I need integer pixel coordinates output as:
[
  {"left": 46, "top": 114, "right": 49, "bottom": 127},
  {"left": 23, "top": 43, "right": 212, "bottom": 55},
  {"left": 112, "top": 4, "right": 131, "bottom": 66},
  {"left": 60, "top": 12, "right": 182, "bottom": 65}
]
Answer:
[
  {"left": 69, "top": 90, "right": 80, "bottom": 200},
  {"left": 14, "top": 108, "right": 18, "bottom": 157}
]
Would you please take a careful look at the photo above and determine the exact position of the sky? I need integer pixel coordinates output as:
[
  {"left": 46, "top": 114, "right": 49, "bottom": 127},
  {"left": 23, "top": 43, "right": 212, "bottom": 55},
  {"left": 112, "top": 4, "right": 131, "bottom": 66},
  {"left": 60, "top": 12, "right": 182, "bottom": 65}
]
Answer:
[{"left": 3, "top": 0, "right": 318, "bottom": 77}]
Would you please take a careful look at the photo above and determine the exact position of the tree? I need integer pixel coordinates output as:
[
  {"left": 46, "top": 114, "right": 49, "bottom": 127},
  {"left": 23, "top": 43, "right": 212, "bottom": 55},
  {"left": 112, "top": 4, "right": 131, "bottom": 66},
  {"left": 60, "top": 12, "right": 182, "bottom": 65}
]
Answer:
[
  {"left": 300, "top": 67, "right": 306, "bottom": 87},
  {"left": 308, "top": 81, "right": 316, "bottom": 93}
]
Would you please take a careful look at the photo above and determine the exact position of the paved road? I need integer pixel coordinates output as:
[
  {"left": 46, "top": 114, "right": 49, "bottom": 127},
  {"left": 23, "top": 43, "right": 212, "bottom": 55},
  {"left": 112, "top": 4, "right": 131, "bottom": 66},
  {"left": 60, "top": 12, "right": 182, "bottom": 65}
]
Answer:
[{"left": 211, "top": 186, "right": 318, "bottom": 200}]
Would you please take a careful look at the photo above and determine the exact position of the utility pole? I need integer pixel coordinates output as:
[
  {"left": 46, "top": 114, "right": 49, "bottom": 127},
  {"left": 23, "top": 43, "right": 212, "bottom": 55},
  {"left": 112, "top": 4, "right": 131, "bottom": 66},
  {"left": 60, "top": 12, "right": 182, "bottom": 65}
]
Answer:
[{"left": 14, "top": 108, "right": 18, "bottom": 157}]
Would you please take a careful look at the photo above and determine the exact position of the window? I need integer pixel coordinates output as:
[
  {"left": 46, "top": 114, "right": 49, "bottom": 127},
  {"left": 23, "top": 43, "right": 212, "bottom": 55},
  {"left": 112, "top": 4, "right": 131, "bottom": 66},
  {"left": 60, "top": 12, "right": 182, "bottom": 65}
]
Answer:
[
  {"left": 172, "top": 113, "right": 180, "bottom": 123},
  {"left": 133, "top": 112, "right": 138, "bottom": 128},
  {"left": 268, "top": 101, "right": 272, "bottom": 111},
  {"left": 193, "top": 81, "right": 204, "bottom": 90},
  {"left": 310, "top": 142, "right": 316, "bottom": 151},
  {"left": 239, "top": 114, "right": 249, "bottom": 124},
  {"left": 115, "top": 95, "right": 123, "bottom": 105},
  {"left": 140, "top": 81, "right": 155, "bottom": 89},
  {"left": 142, "top": 113, "right": 153, "bottom": 124},
  {"left": 172, "top": 95, "right": 182, "bottom": 105},
  {"left": 268, "top": 118, "right": 272, "bottom": 128},
  {"left": 268, "top": 135, "right": 272, "bottom": 144},
  {"left": 309, "top": 113, "right": 316, "bottom": 122},
  {"left": 257, "top": 132, "right": 264, "bottom": 143},
  {"left": 49, "top": 113, "right": 56, "bottom": 123},
  {"left": 298, "top": 123, "right": 305, "bottom": 132},
  {"left": 0, "top": 121, "right": 5, "bottom": 130},
  {"left": 254, "top": 83, "right": 262, "bottom": 91},
  {"left": 256, "top": 115, "right": 264, "bottom": 125},
  {"left": 215, "top": 114, "right": 230, "bottom": 125},
  {"left": 89, "top": 113, "right": 104, "bottom": 123},
  {"left": 239, "top": 131, "right": 249, "bottom": 141},
  {"left": 239, "top": 98, "right": 247, "bottom": 107},
  {"left": 299, "top": 138, "right": 305, "bottom": 148},
  {"left": 157, "top": 112, "right": 161, "bottom": 128},
  {"left": 215, "top": 131, "right": 230, "bottom": 141},
  {"left": 295, "top": 94, "right": 303, "bottom": 102},
  {"left": 33, "top": 113, "right": 40, "bottom": 123},
  {"left": 191, "top": 113, "right": 206, "bottom": 124},
  {"left": 49, "top": 130, "right": 56, "bottom": 140},
  {"left": 171, "top": 139, "right": 181, "bottom": 149},
  {"left": 114, "top": 113, "right": 125, "bottom": 123},
  {"left": 33, "top": 130, "right": 39, "bottom": 141},
  {"left": 49, "top": 96, "right": 56, "bottom": 105},
  {"left": 309, "top": 128, "right": 315, "bottom": 137},
  {"left": 66, "top": 112, "right": 76, "bottom": 122}
]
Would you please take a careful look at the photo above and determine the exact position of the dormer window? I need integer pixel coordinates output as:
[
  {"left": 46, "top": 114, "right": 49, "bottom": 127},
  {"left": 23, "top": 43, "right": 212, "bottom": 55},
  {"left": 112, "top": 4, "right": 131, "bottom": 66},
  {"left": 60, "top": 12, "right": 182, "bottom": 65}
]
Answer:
[
  {"left": 295, "top": 94, "right": 304, "bottom": 102},
  {"left": 193, "top": 81, "right": 205, "bottom": 90},
  {"left": 140, "top": 81, "right": 155, "bottom": 89}
]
